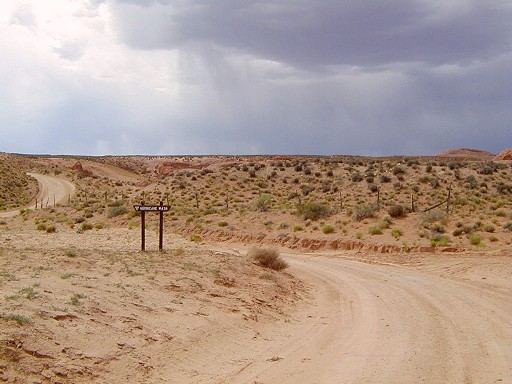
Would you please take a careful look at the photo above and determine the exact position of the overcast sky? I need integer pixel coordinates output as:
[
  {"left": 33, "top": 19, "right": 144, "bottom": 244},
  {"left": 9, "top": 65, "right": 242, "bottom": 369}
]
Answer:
[{"left": 1, "top": 1, "right": 510, "bottom": 156}]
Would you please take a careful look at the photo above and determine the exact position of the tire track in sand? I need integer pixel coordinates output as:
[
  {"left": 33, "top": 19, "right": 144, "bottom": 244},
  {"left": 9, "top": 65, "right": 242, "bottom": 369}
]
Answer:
[
  {"left": 0, "top": 173, "right": 75, "bottom": 218},
  {"left": 226, "top": 254, "right": 511, "bottom": 384}
]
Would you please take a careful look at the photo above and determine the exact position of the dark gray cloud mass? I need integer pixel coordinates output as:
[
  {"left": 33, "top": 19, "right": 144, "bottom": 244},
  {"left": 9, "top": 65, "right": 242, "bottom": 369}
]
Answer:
[
  {"left": 112, "top": 0, "right": 510, "bottom": 67},
  {"left": 0, "top": 0, "right": 510, "bottom": 156}
]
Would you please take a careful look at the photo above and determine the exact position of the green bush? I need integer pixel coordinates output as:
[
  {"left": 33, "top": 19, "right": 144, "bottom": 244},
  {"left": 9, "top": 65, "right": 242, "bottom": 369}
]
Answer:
[
  {"left": 81, "top": 222, "right": 93, "bottom": 231},
  {"left": 391, "top": 227, "right": 403, "bottom": 238},
  {"left": 468, "top": 233, "right": 482, "bottom": 246},
  {"left": 322, "top": 224, "right": 335, "bottom": 234},
  {"left": 430, "top": 234, "right": 451, "bottom": 247},
  {"left": 297, "top": 202, "right": 331, "bottom": 221},
  {"left": 254, "top": 194, "right": 272, "bottom": 212},
  {"left": 369, "top": 226, "right": 382, "bottom": 235},
  {"left": 218, "top": 220, "right": 228, "bottom": 227}
]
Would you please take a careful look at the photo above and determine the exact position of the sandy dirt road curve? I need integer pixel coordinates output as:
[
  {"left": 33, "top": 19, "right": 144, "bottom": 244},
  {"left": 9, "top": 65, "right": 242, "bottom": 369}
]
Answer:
[
  {"left": 173, "top": 251, "right": 511, "bottom": 384},
  {"left": 0, "top": 173, "right": 75, "bottom": 218},
  {"left": 245, "top": 254, "right": 512, "bottom": 384}
]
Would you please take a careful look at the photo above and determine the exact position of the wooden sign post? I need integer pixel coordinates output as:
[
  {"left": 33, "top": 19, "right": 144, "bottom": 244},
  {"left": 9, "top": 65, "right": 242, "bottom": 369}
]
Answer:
[{"left": 134, "top": 201, "right": 171, "bottom": 251}]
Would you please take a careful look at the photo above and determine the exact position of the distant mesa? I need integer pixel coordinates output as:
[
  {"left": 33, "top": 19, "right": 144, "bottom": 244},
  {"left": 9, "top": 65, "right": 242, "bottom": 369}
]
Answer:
[
  {"left": 436, "top": 148, "right": 496, "bottom": 161},
  {"left": 71, "top": 162, "right": 93, "bottom": 177},
  {"left": 494, "top": 148, "right": 512, "bottom": 161}
]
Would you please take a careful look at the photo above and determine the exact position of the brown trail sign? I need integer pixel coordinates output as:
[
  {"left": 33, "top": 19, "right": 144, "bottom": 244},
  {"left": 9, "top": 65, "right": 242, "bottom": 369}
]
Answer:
[{"left": 134, "top": 201, "right": 172, "bottom": 251}]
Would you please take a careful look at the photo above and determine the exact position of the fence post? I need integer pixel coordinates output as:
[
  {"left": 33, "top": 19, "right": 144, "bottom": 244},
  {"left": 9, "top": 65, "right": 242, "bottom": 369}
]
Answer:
[{"left": 141, "top": 201, "right": 146, "bottom": 251}]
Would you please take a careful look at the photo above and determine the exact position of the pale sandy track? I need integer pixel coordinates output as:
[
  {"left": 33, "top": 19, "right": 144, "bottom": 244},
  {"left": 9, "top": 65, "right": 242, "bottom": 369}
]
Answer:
[
  {"left": 0, "top": 173, "right": 75, "bottom": 218},
  {"left": 173, "top": 251, "right": 511, "bottom": 384}
]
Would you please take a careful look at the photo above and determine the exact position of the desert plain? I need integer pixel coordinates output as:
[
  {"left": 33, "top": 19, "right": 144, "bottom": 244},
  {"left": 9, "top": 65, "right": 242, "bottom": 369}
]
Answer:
[{"left": 0, "top": 149, "right": 511, "bottom": 383}]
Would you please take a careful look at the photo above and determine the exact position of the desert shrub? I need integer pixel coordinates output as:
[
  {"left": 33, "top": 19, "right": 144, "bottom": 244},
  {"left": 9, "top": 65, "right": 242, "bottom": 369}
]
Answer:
[
  {"left": 430, "top": 234, "right": 451, "bottom": 247},
  {"left": 391, "top": 227, "right": 403, "bottom": 238},
  {"left": 353, "top": 204, "right": 378, "bottom": 222},
  {"left": 321, "top": 183, "right": 331, "bottom": 193},
  {"left": 380, "top": 174, "right": 391, "bottom": 183},
  {"left": 107, "top": 205, "right": 128, "bottom": 218},
  {"left": 430, "top": 178, "right": 441, "bottom": 189},
  {"left": 190, "top": 233, "right": 202, "bottom": 242},
  {"left": 218, "top": 220, "right": 228, "bottom": 227},
  {"left": 94, "top": 222, "right": 105, "bottom": 230},
  {"left": 297, "top": 202, "right": 331, "bottom": 221},
  {"left": 478, "top": 163, "right": 496, "bottom": 175},
  {"left": 355, "top": 231, "right": 363, "bottom": 239},
  {"left": 301, "top": 185, "right": 315, "bottom": 196},
  {"left": 369, "top": 226, "right": 382, "bottom": 235},
  {"left": 254, "top": 194, "right": 272, "bottom": 212},
  {"left": 293, "top": 225, "right": 303, "bottom": 232},
  {"left": 0, "top": 313, "right": 31, "bottom": 325},
  {"left": 468, "top": 233, "right": 483, "bottom": 246},
  {"left": 351, "top": 173, "right": 363, "bottom": 182},
  {"left": 322, "top": 224, "right": 335, "bottom": 234},
  {"left": 393, "top": 165, "right": 406, "bottom": 175},
  {"left": 107, "top": 200, "right": 122, "bottom": 207},
  {"left": 46, "top": 224, "right": 56, "bottom": 233},
  {"left": 430, "top": 222, "right": 445, "bottom": 234},
  {"left": 36, "top": 223, "right": 46, "bottom": 231},
  {"left": 483, "top": 224, "right": 495, "bottom": 233},
  {"left": 379, "top": 216, "right": 392, "bottom": 229},
  {"left": 452, "top": 228, "right": 464, "bottom": 237},
  {"left": 65, "top": 249, "right": 77, "bottom": 257},
  {"left": 248, "top": 247, "right": 288, "bottom": 271},
  {"left": 422, "top": 210, "right": 447, "bottom": 226},
  {"left": 368, "top": 183, "right": 379, "bottom": 193},
  {"left": 81, "top": 222, "right": 93, "bottom": 231},
  {"left": 504, "top": 222, "right": 512, "bottom": 231},
  {"left": 465, "top": 175, "right": 478, "bottom": 189},
  {"left": 388, "top": 204, "right": 407, "bottom": 218},
  {"left": 495, "top": 182, "right": 512, "bottom": 195}
]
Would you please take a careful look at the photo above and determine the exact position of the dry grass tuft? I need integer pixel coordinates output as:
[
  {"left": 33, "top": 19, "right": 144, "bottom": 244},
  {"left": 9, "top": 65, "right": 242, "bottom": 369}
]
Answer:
[{"left": 248, "top": 247, "right": 289, "bottom": 271}]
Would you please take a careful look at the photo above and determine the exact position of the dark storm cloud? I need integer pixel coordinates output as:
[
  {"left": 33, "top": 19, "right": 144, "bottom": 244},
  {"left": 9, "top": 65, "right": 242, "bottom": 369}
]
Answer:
[
  {"left": 1, "top": 1, "right": 510, "bottom": 156},
  {"left": 111, "top": 0, "right": 512, "bottom": 67}
]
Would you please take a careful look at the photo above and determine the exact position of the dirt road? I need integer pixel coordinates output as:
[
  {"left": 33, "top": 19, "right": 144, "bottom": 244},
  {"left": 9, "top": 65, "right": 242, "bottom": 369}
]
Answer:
[
  {"left": 184, "top": 251, "right": 511, "bottom": 384},
  {"left": 0, "top": 173, "right": 75, "bottom": 218}
]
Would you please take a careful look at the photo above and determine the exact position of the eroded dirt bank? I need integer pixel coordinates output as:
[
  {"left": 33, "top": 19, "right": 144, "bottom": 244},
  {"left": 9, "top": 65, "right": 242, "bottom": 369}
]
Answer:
[{"left": 1, "top": 225, "right": 511, "bottom": 383}]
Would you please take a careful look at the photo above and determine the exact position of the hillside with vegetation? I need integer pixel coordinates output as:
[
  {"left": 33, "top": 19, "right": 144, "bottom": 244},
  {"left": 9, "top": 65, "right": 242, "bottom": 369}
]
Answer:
[
  {"left": 0, "top": 153, "right": 38, "bottom": 210},
  {"left": 3, "top": 151, "right": 511, "bottom": 252}
]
